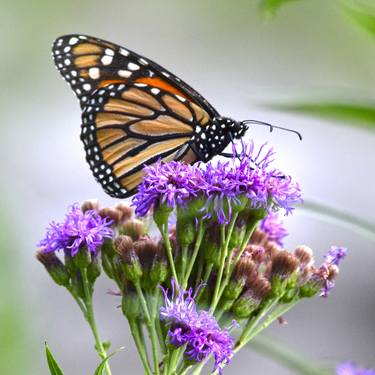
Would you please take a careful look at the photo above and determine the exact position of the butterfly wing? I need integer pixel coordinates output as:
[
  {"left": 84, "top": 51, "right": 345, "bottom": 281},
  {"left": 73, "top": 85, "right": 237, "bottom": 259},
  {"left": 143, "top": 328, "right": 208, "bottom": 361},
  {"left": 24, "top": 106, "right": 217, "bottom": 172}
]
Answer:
[
  {"left": 52, "top": 34, "right": 219, "bottom": 117},
  {"left": 81, "top": 82, "right": 209, "bottom": 198}
]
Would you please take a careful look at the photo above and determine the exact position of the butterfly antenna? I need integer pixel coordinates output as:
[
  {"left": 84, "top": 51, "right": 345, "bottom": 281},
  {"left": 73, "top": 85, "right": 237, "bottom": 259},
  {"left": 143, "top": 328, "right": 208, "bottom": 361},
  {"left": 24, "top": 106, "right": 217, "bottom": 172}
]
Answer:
[{"left": 241, "top": 120, "right": 302, "bottom": 141}]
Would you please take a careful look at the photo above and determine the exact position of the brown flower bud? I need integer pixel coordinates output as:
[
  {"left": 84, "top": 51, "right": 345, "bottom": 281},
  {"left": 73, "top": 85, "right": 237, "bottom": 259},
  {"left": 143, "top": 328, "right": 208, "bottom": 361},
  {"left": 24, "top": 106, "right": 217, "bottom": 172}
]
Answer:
[
  {"left": 271, "top": 251, "right": 299, "bottom": 279},
  {"left": 99, "top": 207, "right": 122, "bottom": 225},
  {"left": 115, "top": 203, "right": 133, "bottom": 223},
  {"left": 234, "top": 257, "right": 256, "bottom": 283},
  {"left": 122, "top": 219, "right": 145, "bottom": 240},
  {"left": 114, "top": 235, "right": 134, "bottom": 262},
  {"left": 246, "top": 275, "right": 271, "bottom": 300},
  {"left": 81, "top": 199, "right": 99, "bottom": 212},
  {"left": 294, "top": 245, "right": 314, "bottom": 266},
  {"left": 250, "top": 228, "right": 268, "bottom": 246}
]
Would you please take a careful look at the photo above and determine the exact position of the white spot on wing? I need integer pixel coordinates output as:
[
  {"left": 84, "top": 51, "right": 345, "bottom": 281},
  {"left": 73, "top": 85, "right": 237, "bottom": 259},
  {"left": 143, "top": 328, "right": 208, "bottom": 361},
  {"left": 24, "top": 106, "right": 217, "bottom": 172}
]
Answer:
[
  {"left": 83, "top": 83, "right": 91, "bottom": 91},
  {"left": 105, "top": 48, "right": 115, "bottom": 56},
  {"left": 128, "top": 62, "right": 140, "bottom": 71},
  {"left": 63, "top": 46, "right": 71, "bottom": 53},
  {"left": 118, "top": 69, "right": 132, "bottom": 78},
  {"left": 89, "top": 67, "right": 100, "bottom": 79},
  {"left": 151, "top": 88, "right": 160, "bottom": 95},
  {"left": 120, "top": 48, "right": 129, "bottom": 56},
  {"left": 101, "top": 55, "right": 113, "bottom": 65},
  {"left": 69, "top": 37, "right": 79, "bottom": 45}
]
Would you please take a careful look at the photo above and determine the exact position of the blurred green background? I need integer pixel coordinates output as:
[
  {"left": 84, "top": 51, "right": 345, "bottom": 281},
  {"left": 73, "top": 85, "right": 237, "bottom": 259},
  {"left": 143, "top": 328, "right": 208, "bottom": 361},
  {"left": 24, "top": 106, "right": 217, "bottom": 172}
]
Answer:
[{"left": 1, "top": 0, "right": 374, "bottom": 374}]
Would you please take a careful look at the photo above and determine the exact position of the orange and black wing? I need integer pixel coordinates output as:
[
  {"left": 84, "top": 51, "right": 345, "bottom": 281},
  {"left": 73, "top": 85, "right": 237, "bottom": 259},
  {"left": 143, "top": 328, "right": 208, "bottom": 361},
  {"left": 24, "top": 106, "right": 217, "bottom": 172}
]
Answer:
[
  {"left": 52, "top": 34, "right": 219, "bottom": 117},
  {"left": 81, "top": 82, "right": 210, "bottom": 197},
  {"left": 52, "top": 34, "right": 217, "bottom": 197}
]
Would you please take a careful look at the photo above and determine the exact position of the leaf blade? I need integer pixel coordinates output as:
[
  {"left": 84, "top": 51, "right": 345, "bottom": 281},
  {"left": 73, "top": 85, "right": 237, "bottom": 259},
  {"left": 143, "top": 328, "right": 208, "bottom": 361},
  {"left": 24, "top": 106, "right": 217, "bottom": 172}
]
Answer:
[
  {"left": 93, "top": 347, "right": 124, "bottom": 375},
  {"left": 269, "top": 101, "right": 375, "bottom": 130},
  {"left": 45, "top": 343, "right": 64, "bottom": 375}
]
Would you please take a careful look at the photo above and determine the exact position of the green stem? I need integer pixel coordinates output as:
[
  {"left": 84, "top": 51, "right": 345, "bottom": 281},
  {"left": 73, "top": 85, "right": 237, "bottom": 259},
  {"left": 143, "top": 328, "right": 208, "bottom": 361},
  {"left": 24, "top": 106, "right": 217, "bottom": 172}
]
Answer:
[
  {"left": 150, "top": 289, "right": 167, "bottom": 355},
  {"left": 135, "top": 282, "right": 160, "bottom": 375},
  {"left": 180, "top": 244, "right": 189, "bottom": 281},
  {"left": 67, "top": 287, "right": 87, "bottom": 316},
  {"left": 81, "top": 268, "right": 112, "bottom": 375},
  {"left": 235, "top": 299, "right": 278, "bottom": 353},
  {"left": 194, "top": 256, "right": 204, "bottom": 288},
  {"left": 191, "top": 358, "right": 208, "bottom": 375},
  {"left": 246, "top": 301, "right": 297, "bottom": 343},
  {"left": 129, "top": 320, "right": 153, "bottom": 375},
  {"left": 168, "top": 346, "right": 185, "bottom": 375},
  {"left": 250, "top": 335, "right": 331, "bottom": 375},
  {"left": 160, "top": 227, "right": 179, "bottom": 284},
  {"left": 210, "top": 225, "right": 227, "bottom": 311},
  {"left": 182, "top": 221, "right": 205, "bottom": 288}
]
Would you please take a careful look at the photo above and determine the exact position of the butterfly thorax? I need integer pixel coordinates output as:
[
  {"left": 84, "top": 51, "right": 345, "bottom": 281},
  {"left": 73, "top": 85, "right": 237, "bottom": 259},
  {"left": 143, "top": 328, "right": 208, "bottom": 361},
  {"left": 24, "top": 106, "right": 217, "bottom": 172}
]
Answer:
[{"left": 191, "top": 117, "right": 248, "bottom": 162}]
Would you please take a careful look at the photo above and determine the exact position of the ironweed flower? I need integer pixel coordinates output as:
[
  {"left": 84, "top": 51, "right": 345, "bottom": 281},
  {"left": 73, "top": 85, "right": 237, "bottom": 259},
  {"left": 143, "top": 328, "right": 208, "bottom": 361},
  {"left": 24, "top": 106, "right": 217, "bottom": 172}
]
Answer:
[
  {"left": 38, "top": 203, "right": 113, "bottom": 256},
  {"left": 132, "top": 141, "right": 302, "bottom": 224},
  {"left": 160, "top": 278, "right": 234, "bottom": 373},
  {"left": 337, "top": 362, "right": 375, "bottom": 375},
  {"left": 259, "top": 212, "right": 288, "bottom": 246}
]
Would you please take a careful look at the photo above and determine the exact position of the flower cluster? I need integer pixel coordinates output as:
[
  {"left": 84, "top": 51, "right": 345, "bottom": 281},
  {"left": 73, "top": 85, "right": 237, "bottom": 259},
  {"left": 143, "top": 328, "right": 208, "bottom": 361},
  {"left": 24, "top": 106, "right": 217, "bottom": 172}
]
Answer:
[
  {"left": 38, "top": 203, "right": 113, "bottom": 256},
  {"left": 337, "top": 362, "right": 375, "bottom": 375},
  {"left": 132, "top": 142, "right": 302, "bottom": 223},
  {"left": 160, "top": 279, "right": 234, "bottom": 373}
]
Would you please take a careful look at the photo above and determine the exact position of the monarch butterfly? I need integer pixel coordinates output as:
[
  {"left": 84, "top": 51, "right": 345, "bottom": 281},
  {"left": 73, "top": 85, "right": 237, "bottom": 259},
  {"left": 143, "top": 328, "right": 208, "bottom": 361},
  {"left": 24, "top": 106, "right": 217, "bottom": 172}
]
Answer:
[{"left": 52, "top": 34, "right": 300, "bottom": 198}]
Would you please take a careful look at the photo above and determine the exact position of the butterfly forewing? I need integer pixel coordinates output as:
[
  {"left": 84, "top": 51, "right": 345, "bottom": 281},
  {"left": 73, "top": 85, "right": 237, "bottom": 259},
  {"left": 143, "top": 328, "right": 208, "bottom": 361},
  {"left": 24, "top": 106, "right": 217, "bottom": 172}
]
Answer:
[
  {"left": 52, "top": 34, "right": 219, "bottom": 116},
  {"left": 81, "top": 82, "right": 209, "bottom": 197}
]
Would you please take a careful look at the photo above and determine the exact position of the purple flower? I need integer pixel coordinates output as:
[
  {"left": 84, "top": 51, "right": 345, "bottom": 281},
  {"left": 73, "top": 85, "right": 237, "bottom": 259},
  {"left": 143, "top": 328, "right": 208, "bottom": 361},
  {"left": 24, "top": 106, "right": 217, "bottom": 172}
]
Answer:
[
  {"left": 38, "top": 203, "right": 113, "bottom": 256},
  {"left": 132, "top": 142, "right": 302, "bottom": 223},
  {"left": 318, "top": 246, "right": 347, "bottom": 297},
  {"left": 337, "top": 362, "right": 375, "bottom": 375},
  {"left": 324, "top": 246, "right": 347, "bottom": 266},
  {"left": 259, "top": 212, "right": 288, "bottom": 246},
  {"left": 160, "top": 279, "right": 234, "bottom": 373},
  {"left": 132, "top": 161, "right": 205, "bottom": 217}
]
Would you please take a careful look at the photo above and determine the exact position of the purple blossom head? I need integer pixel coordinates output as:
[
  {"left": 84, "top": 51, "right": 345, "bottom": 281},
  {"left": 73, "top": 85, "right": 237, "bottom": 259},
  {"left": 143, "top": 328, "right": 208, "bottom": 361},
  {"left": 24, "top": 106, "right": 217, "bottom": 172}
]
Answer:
[
  {"left": 317, "top": 246, "right": 347, "bottom": 298},
  {"left": 337, "top": 362, "right": 375, "bottom": 375},
  {"left": 38, "top": 203, "right": 113, "bottom": 256},
  {"left": 132, "top": 141, "right": 302, "bottom": 223},
  {"left": 160, "top": 278, "right": 234, "bottom": 373},
  {"left": 132, "top": 160, "right": 205, "bottom": 217},
  {"left": 259, "top": 212, "right": 288, "bottom": 246}
]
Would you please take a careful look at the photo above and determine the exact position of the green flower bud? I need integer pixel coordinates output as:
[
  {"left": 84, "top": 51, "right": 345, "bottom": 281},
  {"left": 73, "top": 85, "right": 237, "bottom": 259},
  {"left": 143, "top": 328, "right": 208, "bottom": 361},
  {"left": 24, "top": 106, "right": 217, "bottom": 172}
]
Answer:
[
  {"left": 87, "top": 257, "right": 101, "bottom": 283},
  {"left": 36, "top": 250, "right": 70, "bottom": 287},
  {"left": 71, "top": 271, "right": 85, "bottom": 299},
  {"left": 153, "top": 203, "right": 173, "bottom": 232},
  {"left": 121, "top": 219, "right": 145, "bottom": 240},
  {"left": 73, "top": 246, "right": 92, "bottom": 269},
  {"left": 122, "top": 291, "right": 142, "bottom": 321}
]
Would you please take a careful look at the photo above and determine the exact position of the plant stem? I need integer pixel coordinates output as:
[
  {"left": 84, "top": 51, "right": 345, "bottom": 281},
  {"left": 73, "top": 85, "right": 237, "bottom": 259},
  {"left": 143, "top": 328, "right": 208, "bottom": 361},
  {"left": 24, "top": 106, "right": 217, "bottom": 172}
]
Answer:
[
  {"left": 249, "top": 335, "right": 332, "bottom": 375},
  {"left": 81, "top": 268, "right": 112, "bottom": 375},
  {"left": 129, "top": 320, "right": 153, "bottom": 375},
  {"left": 160, "top": 226, "right": 179, "bottom": 284},
  {"left": 135, "top": 282, "right": 160, "bottom": 375},
  {"left": 183, "top": 221, "right": 205, "bottom": 289},
  {"left": 180, "top": 244, "right": 189, "bottom": 281}
]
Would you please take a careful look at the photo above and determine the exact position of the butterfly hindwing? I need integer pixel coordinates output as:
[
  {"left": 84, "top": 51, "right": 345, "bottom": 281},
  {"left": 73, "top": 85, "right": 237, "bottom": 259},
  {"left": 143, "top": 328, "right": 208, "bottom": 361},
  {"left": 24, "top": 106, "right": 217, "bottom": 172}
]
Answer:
[{"left": 81, "top": 82, "right": 209, "bottom": 197}]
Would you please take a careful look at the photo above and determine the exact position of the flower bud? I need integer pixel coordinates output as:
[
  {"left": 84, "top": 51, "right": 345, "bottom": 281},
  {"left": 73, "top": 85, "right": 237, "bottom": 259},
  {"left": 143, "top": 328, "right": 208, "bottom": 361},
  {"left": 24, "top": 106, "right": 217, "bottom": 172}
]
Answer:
[
  {"left": 250, "top": 228, "right": 268, "bottom": 246},
  {"left": 36, "top": 250, "right": 70, "bottom": 287},
  {"left": 294, "top": 245, "right": 314, "bottom": 266},
  {"left": 121, "top": 219, "right": 145, "bottom": 240},
  {"left": 122, "top": 290, "right": 142, "bottom": 321},
  {"left": 114, "top": 235, "right": 142, "bottom": 282},
  {"left": 99, "top": 207, "right": 122, "bottom": 226},
  {"left": 87, "top": 257, "right": 101, "bottom": 283},
  {"left": 73, "top": 246, "right": 92, "bottom": 269},
  {"left": 81, "top": 199, "right": 99, "bottom": 212},
  {"left": 232, "top": 276, "right": 271, "bottom": 318},
  {"left": 115, "top": 203, "right": 133, "bottom": 223}
]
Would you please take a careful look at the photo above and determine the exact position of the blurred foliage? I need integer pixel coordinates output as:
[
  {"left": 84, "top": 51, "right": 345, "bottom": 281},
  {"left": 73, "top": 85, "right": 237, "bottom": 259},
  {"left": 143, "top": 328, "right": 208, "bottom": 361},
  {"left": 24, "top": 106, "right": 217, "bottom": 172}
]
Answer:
[
  {"left": 0, "top": 201, "right": 33, "bottom": 374},
  {"left": 259, "top": 0, "right": 303, "bottom": 16},
  {"left": 269, "top": 102, "right": 375, "bottom": 130},
  {"left": 345, "top": 2, "right": 375, "bottom": 39},
  {"left": 266, "top": 1, "right": 375, "bottom": 129},
  {"left": 301, "top": 200, "right": 375, "bottom": 243},
  {"left": 250, "top": 335, "right": 332, "bottom": 375}
]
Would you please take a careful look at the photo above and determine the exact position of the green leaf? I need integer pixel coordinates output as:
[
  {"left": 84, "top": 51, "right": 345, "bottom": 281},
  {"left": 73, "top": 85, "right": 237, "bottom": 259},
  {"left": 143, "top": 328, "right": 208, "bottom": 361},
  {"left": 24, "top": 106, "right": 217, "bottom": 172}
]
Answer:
[
  {"left": 269, "top": 102, "right": 375, "bottom": 130},
  {"left": 259, "top": 0, "right": 302, "bottom": 16},
  {"left": 300, "top": 200, "right": 375, "bottom": 243},
  {"left": 93, "top": 347, "right": 124, "bottom": 375},
  {"left": 345, "top": 3, "right": 375, "bottom": 39},
  {"left": 45, "top": 343, "right": 64, "bottom": 375}
]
